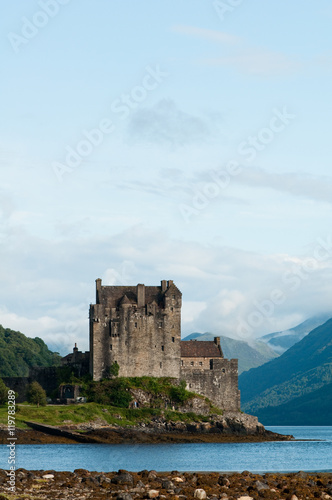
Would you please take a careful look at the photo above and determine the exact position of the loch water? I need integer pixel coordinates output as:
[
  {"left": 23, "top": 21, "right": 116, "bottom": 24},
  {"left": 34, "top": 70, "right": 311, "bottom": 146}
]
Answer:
[{"left": 1, "top": 427, "right": 332, "bottom": 473}]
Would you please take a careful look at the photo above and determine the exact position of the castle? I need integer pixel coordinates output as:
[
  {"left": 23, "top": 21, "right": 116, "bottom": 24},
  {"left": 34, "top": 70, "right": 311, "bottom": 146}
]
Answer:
[{"left": 88, "top": 279, "right": 240, "bottom": 411}]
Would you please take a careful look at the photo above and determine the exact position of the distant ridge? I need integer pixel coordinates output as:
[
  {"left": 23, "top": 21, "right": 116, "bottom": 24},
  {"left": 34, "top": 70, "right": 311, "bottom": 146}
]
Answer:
[
  {"left": 239, "top": 318, "right": 332, "bottom": 425},
  {"left": 182, "top": 332, "right": 278, "bottom": 374}
]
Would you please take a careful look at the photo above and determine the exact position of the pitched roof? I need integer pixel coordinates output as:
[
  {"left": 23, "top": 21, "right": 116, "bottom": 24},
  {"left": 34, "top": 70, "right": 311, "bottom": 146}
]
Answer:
[{"left": 181, "top": 340, "right": 222, "bottom": 358}]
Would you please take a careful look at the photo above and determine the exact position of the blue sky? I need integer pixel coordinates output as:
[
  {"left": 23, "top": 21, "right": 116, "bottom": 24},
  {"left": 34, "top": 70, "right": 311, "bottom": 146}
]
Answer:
[{"left": 1, "top": 1, "right": 332, "bottom": 354}]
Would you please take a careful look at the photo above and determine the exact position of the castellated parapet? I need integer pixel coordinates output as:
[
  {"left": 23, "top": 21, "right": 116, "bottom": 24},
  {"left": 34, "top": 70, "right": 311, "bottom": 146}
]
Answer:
[{"left": 89, "top": 279, "right": 182, "bottom": 381}]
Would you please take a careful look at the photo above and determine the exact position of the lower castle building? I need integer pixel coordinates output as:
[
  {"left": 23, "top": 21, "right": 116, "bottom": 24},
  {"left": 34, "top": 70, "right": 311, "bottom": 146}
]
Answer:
[{"left": 89, "top": 279, "right": 240, "bottom": 411}]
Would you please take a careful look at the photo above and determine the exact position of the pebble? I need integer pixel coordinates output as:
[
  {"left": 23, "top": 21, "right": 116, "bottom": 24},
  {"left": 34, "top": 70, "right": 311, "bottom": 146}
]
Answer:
[
  {"left": 148, "top": 489, "right": 160, "bottom": 498},
  {"left": 1, "top": 468, "right": 331, "bottom": 500},
  {"left": 116, "top": 494, "right": 133, "bottom": 500},
  {"left": 194, "top": 488, "right": 207, "bottom": 499}
]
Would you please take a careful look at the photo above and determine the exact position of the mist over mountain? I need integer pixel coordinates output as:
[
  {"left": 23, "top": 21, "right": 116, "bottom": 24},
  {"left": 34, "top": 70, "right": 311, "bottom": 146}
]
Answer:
[{"left": 259, "top": 314, "right": 331, "bottom": 354}]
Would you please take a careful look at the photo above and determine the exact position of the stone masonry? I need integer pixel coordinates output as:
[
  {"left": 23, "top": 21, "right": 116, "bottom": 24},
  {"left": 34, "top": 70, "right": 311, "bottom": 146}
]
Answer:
[
  {"left": 180, "top": 338, "right": 240, "bottom": 411},
  {"left": 89, "top": 279, "right": 182, "bottom": 380},
  {"left": 88, "top": 278, "right": 241, "bottom": 411}
]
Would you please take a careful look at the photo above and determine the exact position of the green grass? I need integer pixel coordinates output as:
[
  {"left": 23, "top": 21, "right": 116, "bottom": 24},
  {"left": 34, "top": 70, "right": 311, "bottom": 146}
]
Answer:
[
  {"left": 0, "top": 376, "right": 224, "bottom": 430},
  {"left": 0, "top": 402, "right": 216, "bottom": 429}
]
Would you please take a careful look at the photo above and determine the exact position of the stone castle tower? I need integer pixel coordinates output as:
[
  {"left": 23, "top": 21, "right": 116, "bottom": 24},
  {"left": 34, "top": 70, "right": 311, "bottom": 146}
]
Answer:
[
  {"left": 89, "top": 279, "right": 182, "bottom": 381},
  {"left": 89, "top": 278, "right": 240, "bottom": 411}
]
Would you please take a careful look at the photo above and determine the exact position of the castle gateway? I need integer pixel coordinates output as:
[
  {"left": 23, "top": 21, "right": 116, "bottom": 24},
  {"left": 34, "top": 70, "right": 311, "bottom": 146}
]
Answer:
[{"left": 89, "top": 279, "right": 240, "bottom": 411}]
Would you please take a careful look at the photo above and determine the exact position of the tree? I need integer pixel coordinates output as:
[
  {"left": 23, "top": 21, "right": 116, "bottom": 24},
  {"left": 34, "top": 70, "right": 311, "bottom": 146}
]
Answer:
[
  {"left": 169, "top": 379, "right": 189, "bottom": 404},
  {"left": 26, "top": 381, "right": 47, "bottom": 407},
  {"left": 0, "top": 378, "right": 9, "bottom": 405},
  {"left": 110, "top": 361, "right": 119, "bottom": 377}
]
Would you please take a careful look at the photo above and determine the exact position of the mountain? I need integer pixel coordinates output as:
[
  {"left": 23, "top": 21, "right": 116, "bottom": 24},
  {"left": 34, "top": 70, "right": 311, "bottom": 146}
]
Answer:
[
  {"left": 0, "top": 325, "right": 62, "bottom": 377},
  {"left": 239, "top": 318, "right": 332, "bottom": 424},
  {"left": 259, "top": 314, "right": 331, "bottom": 354},
  {"left": 182, "top": 332, "right": 278, "bottom": 374},
  {"left": 254, "top": 382, "right": 332, "bottom": 425}
]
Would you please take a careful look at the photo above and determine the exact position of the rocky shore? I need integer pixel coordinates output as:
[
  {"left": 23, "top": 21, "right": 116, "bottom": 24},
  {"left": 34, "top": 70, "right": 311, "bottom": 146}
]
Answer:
[
  {"left": 0, "top": 412, "right": 293, "bottom": 444},
  {"left": 1, "top": 468, "right": 331, "bottom": 499}
]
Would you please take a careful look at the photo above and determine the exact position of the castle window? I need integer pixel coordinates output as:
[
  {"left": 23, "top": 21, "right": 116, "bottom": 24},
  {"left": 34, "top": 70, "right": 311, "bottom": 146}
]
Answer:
[
  {"left": 199, "top": 362, "right": 203, "bottom": 366},
  {"left": 172, "top": 337, "right": 175, "bottom": 343},
  {"left": 181, "top": 360, "right": 183, "bottom": 366},
  {"left": 171, "top": 307, "right": 173, "bottom": 312},
  {"left": 190, "top": 361, "right": 194, "bottom": 366},
  {"left": 189, "top": 383, "right": 192, "bottom": 388},
  {"left": 210, "top": 359, "right": 214, "bottom": 370},
  {"left": 110, "top": 345, "right": 112, "bottom": 350},
  {"left": 161, "top": 345, "right": 164, "bottom": 351},
  {"left": 159, "top": 322, "right": 162, "bottom": 327},
  {"left": 222, "top": 368, "right": 226, "bottom": 373},
  {"left": 135, "top": 322, "right": 137, "bottom": 328},
  {"left": 160, "top": 362, "right": 162, "bottom": 368},
  {"left": 172, "top": 295, "right": 175, "bottom": 299}
]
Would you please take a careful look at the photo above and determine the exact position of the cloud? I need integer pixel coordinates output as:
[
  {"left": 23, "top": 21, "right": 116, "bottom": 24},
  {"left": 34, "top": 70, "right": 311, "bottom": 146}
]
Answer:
[
  {"left": 0, "top": 306, "right": 88, "bottom": 356},
  {"left": 190, "top": 166, "right": 332, "bottom": 206},
  {"left": 173, "top": 24, "right": 302, "bottom": 77},
  {"left": 202, "top": 50, "right": 301, "bottom": 76},
  {"left": 127, "top": 99, "right": 214, "bottom": 147},
  {"left": 172, "top": 25, "right": 239, "bottom": 45},
  {"left": 1, "top": 222, "right": 332, "bottom": 353},
  {"left": 237, "top": 167, "right": 332, "bottom": 204}
]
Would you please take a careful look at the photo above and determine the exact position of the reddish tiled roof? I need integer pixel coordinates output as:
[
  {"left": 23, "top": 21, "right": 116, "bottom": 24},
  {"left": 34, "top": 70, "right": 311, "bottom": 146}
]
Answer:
[{"left": 181, "top": 340, "right": 222, "bottom": 358}]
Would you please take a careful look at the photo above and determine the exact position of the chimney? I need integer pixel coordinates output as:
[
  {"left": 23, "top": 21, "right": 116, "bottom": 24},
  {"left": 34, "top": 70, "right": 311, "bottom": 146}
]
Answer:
[
  {"left": 214, "top": 337, "right": 223, "bottom": 357},
  {"left": 73, "top": 343, "right": 78, "bottom": 353},
  {"left": 161, "top": 280, "right": 167, "bottom": 293},
  {"left": 137, "top": 284, "right": 145, "bottom": 308},
  {"left": 167, "top": 280, "right": 173, "bottom": 288},
  {"left": 96, "top": 278, "right": 102, "bottom": 303}
]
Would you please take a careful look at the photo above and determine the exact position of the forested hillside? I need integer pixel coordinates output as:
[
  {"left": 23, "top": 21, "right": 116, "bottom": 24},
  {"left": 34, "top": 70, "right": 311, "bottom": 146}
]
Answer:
[
  {"left": 0, "top": 325, "right": 61, "bottom": 377},
  {"left": 239, "top": 319, "right": 332, "bottom": 424}
]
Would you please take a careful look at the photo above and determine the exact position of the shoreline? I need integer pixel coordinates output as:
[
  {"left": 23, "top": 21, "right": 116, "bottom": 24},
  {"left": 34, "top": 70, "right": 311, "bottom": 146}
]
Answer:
[
  {"left": 0, "top": 427, "right": 293, "bottom": 445},
  {"left": 1, "top": 468, "right": 332, "bottom": 499}
]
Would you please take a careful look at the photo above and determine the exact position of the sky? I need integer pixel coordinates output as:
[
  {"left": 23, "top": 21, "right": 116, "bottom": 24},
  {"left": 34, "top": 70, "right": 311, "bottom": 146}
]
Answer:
[{"left": 1, "top": 0, "right": 332, "bottom": 354}]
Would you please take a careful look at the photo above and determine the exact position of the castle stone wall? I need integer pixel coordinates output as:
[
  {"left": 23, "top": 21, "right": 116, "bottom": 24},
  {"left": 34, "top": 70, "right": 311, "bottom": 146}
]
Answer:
[
  {"left": 90, "top": 280, "right": 182, "bottom": 380},
  {"left": 181, "top": 358, "right": 240, "bottom": 411}
]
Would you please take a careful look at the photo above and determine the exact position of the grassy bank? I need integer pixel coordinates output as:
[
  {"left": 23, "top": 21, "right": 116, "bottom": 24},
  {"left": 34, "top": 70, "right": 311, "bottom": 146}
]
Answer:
[{"left": 0, "top": 402, "right": 212, "bottom": 430}]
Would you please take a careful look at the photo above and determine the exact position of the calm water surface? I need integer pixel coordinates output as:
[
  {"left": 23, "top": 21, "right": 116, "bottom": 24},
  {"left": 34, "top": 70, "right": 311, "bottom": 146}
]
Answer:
[{"left": 1, "top": 426, "right": 331, "bottom": 473}]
